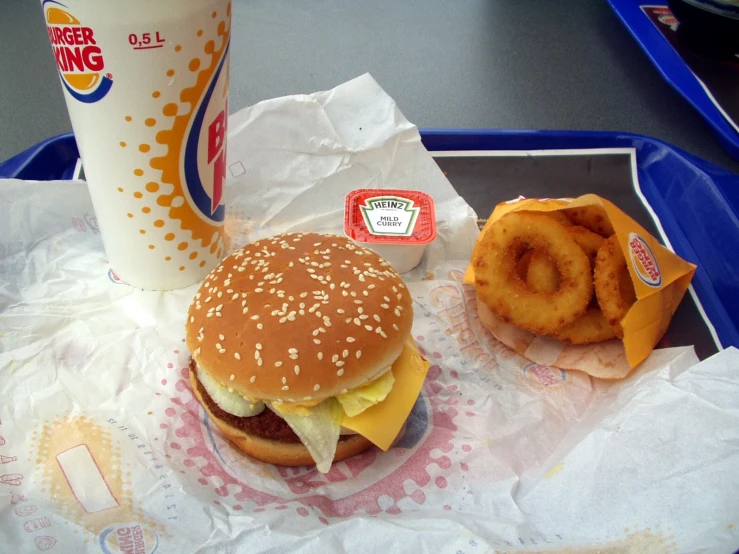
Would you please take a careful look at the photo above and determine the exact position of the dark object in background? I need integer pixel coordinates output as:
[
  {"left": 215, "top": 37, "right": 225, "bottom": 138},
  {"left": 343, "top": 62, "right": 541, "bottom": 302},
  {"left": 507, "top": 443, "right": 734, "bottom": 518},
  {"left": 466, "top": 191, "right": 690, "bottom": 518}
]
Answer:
[{"left": 668, "top": 0, "right": 739, "bottom": 59}]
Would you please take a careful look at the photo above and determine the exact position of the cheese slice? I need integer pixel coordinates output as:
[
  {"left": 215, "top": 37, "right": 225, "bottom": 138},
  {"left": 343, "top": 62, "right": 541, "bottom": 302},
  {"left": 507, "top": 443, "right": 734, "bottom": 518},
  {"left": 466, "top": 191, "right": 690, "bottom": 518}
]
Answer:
[{"left": 341, "top": 338, "right": 430, "bottom": 450}]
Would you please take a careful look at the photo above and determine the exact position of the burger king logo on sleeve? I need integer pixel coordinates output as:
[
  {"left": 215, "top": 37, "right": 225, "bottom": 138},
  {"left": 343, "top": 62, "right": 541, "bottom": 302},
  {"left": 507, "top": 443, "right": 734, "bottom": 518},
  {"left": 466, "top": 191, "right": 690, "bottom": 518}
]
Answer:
[
  {"left": 99, "top": 524, "right": 158, "bottom": 554},
  {"left": 627, "top": 233, "right": 662, "bottom": 287},
  {"left": 43, "top": 0, "right": 113, "bottom": 104}
]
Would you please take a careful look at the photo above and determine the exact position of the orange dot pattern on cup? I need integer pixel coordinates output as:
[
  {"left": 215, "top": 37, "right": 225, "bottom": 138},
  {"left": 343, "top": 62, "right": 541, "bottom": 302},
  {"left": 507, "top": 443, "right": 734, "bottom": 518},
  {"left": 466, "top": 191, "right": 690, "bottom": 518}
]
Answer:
[{"left": 126, "top": 12, "right": 232, "bottom": 273}]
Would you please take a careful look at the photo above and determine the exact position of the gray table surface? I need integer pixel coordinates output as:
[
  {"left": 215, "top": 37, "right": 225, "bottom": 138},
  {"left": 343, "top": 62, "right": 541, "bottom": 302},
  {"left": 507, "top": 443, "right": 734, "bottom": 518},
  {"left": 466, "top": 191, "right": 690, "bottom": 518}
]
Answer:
[{"left": 2, "top": 0, "right": 739, "bottom": 173}]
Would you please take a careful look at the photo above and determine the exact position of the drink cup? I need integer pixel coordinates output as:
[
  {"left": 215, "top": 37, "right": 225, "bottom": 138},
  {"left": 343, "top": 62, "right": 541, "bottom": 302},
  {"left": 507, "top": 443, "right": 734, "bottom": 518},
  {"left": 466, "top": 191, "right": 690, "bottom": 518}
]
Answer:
[{"left": 41, "top": 0, "right": 232, "bottom": 289}]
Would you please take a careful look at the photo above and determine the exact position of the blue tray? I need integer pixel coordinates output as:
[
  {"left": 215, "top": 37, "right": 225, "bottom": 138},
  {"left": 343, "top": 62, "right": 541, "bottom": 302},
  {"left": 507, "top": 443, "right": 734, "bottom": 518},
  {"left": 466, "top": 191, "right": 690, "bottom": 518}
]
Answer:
[
  {"left": 2, "top": 130, "right": 737, "bottom": 350},
  {"left": 607, "top": 0, "right": 739, "bottom": 160}
]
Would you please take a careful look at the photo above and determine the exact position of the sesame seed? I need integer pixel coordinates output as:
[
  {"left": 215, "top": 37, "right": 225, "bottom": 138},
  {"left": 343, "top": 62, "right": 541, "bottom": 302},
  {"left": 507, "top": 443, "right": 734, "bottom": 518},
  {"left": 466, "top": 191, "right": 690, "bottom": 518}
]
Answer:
[
  {"left": 332, "top": 354, "right": 339, "bottom": 363},
  {"left": 257, "top": 323, "right": 263, "bottom": 330},
  {"left": 250, "top": 375, "right": 257, "bottom": 383},
  {"left": 314, "top": 384, "right": 320, "bottom": 391},
  {"left": 356, "top": 351, "right": 362, "bottom": 359},
  {"left": 317, "top": 352, "right": 324, "bottom": 360},
  {"left": 354, "top": 318, "right": 361, "bottom": 325},
  {"left": 337, "top": 369, "right": 344, "bottom": 376},
  {"left": 193, "top": 347, "right": 201, "bottom": 356},
  {"left": 219, "top": 349, "right": 226, "bottom": 354},
  {"left": 354, "top": 300, "right": 363, "bottom": 305},
  {"left": 216, "top": 343, "right": 222, "bottom": 350},
  {"left": 395, "top": 309, "right": 401, "bottom": 317},
  {"left": 337, "top": 309, "right": 345, "bottom": 314},
  {"left": 384, "top": 296, "right": 390, "bottom": 302},
  {"left": 360, "top": 314, "right": 369, "bottom": 320},
  {"left": 294, "top": 366, "right": 300, "bottom": 375},
  {"left": 363, "top": 291, "right": 369, "bottom": 297},
  {"left": 216, "top": 304, "right": 223, "bottom": 311},
  {"left": 288, "top": 348, "right": 298, "bottom": 354},
  {"left": 336, "top": 361, "right": 345, "bottom": 367},
  {"left": 206, "top": 296, "right": 212, "bottom": 303},
  {"left": 275, "top": 361, "right": 283, "bottom": 367},
  {"left": 234, "top": 353, "right": 241, "bottom": 360},
  {"left": 347, "top": 337, "right": 355, "bottom": 343},
  {"left": 190, "top": 316, "right": 194, "bottom": 323},
  {"left": 342, "top": 291, "right": 348, "bottom": 297},
  {"left": 219, "top": 334, "right": 225, "bottom": 340},
  {"left": 313, "top": 339, "right": 321, "bottom": 344},
  {"left": 393, "top": 324, "right": 399, "bottom": 330},
  {"left": 373, "top": 315, "right": 381, "bottom": 322},
  {"left": 282, "top": 386, "right": 290, "bottom": 391},
  {"left": 230, "top": 374, "right": 235, "bottom": 381},
  {"left": 381, "top": 304, "right": 390, "bottom": 309},
  {"left": 257, "top": 358, "right": 263, "bottom": 366},
  {"left": 251, "top": 315, "right": 259, "bottom": 320},
  {"left": 282, "top": 377, "right": 287, "bottom": 385},
  {"left": 342, "top": 350, "right": 349, "bottom": 358},
  {"left": 365, "top": 325, "right": 373, "bottom": 331}
]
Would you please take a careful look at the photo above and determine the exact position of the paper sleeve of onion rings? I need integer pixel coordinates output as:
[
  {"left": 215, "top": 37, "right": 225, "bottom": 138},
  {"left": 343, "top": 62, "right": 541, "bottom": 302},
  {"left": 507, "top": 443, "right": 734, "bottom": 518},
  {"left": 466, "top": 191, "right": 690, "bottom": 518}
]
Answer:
[{"left": 465, "top": 194, "right": 697, "bottom": 379}]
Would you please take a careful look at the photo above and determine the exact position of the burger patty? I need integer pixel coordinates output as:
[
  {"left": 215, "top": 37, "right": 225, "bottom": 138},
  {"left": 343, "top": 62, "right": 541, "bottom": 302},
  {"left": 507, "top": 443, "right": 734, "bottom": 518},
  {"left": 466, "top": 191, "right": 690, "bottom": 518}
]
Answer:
[
  {"left": 191, "top": 360, "right": 301, "bottom": 443},
  {"left": 191, "top": 360, "right": 353, "bottom": 444}
]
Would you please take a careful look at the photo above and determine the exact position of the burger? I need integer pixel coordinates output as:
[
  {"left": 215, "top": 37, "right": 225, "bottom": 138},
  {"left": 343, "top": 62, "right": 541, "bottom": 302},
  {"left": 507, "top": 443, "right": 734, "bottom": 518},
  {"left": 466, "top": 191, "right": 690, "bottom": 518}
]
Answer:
[{"left": 185, "top": 232, "right": 429, "bottom": 473}]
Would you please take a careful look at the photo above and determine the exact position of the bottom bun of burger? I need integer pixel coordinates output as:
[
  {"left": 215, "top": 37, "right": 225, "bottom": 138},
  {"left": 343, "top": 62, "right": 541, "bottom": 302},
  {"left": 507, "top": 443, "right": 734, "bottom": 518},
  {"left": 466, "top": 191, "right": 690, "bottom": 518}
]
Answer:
[{"left": 189, "top": 368, "right": 373, "bottom": 467}]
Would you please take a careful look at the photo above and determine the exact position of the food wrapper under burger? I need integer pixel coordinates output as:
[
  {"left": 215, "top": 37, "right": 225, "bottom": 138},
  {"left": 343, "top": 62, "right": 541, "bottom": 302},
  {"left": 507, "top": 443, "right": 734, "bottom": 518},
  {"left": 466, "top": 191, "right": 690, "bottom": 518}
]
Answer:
[{"left": 464, "top": 194, "right": 697, "bottom": 378}]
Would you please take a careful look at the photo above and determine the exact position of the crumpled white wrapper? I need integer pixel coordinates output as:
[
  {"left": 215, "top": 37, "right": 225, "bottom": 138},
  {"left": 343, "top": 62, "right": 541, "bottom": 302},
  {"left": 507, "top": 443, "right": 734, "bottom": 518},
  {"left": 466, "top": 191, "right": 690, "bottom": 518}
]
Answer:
[{"left": 1, "top": 74, "right": 738, "bottom": 554}]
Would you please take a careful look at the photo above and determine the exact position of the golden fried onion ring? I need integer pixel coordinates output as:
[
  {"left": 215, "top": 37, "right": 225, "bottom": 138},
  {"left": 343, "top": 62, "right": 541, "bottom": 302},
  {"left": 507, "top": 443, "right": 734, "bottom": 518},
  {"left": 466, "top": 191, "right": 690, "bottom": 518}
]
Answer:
[
  {"left": 564, "top": 205, "right": 615, "bottom": 238},
  {"left": 554, "top": 307, "right": 617, "bottom": 344},
  {"left": 473, "top": 212, "right": 593, "bottom": 335},
  {"left": 594, "top": 235, "right": 637, "bottom": 338}
]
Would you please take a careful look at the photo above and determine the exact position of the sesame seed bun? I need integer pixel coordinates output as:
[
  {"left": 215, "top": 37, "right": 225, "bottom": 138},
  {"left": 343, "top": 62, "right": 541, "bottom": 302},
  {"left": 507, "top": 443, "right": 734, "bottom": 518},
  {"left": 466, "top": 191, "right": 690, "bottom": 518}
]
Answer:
[
  {"left": 189, "top": 369, "right": 373, "bottom": 467},
  {"left": 185, "top": 232, "right": 414, "bottom": 402}
]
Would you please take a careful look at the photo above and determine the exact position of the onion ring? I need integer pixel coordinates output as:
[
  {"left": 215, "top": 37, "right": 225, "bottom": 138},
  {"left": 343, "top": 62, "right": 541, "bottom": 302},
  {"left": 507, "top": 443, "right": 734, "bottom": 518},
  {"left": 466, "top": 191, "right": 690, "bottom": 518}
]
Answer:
[
  {"left": 517, "top": 250, "right": 534, "bottom": 281},
  {"left": 564, "top": 205, "right": 615, "bottom": 237},
  {"left": 526, "top": 251, "right": 560, "bottom": 293},
  {"left": 567, "top": 226, "right": 605, "bottom": 267},
  {"left": 594, "top": 235, "right": 637, "bottom": 338},
  {"left": 554, "top": 307, "right": 617, "bottom": 344},
  {"left": 473, "top": 212, "right": 593, "bottom": 335},
  {"left": 523, "top": 226, "right": 612, "bottom": 344}
]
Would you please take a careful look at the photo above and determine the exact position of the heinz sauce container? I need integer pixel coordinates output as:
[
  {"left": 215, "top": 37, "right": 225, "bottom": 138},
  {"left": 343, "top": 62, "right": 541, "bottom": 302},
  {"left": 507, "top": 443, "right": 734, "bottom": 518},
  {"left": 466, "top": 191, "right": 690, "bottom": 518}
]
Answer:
[{"left": 344, "top": 189, "right": 437, "bottom": 273}]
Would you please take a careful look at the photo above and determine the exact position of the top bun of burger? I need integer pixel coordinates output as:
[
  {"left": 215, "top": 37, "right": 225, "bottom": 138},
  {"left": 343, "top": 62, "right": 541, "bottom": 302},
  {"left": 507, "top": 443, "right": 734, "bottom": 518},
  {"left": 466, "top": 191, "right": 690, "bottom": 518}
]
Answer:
[{"left": 185, "top": 232, "right": 413, "bottom": 403}]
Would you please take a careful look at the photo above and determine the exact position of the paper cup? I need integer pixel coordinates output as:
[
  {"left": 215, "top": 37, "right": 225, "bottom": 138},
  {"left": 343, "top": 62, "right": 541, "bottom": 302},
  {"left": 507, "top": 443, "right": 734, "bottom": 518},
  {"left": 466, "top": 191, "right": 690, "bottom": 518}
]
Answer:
[{"left": 41, "top": 0, "right": 232, "bottom": 290}]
